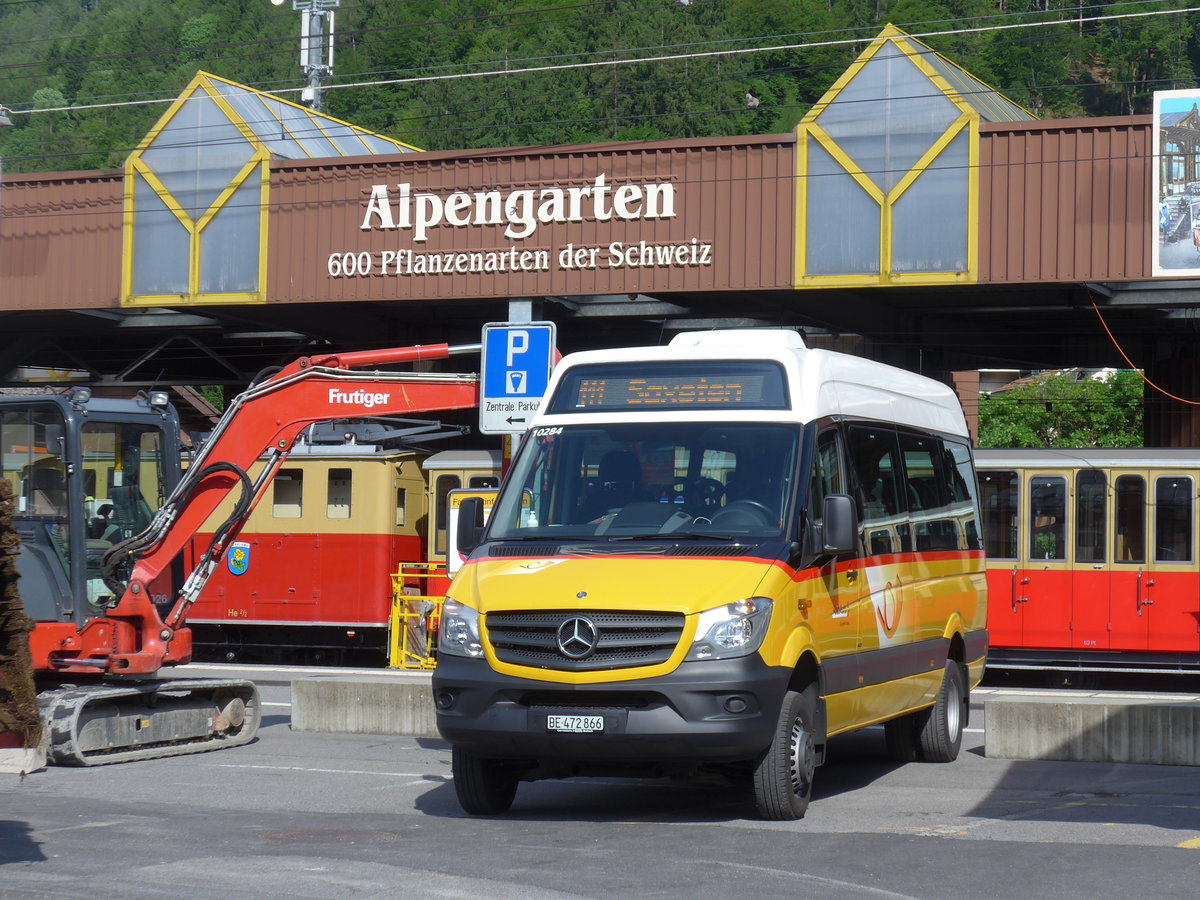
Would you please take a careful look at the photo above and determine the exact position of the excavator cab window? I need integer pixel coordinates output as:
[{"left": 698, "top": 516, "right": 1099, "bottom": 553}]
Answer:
[
  {"left": 81, "top": 421, "right": 167, "bottom": 545},
  {"left": 1, "top": 405, "right": 73, "bottom": 621}
]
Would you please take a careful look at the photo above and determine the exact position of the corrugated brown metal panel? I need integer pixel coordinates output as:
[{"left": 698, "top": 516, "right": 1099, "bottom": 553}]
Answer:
[
  {"left": 267, "top": 135, "right": 795, "bottom": 304},
  {"left": 0, "top": 170, "right": 123, "bottom": 309},
  {"left": 980, "top": 116, "right": 1151, "bottom": 283}
]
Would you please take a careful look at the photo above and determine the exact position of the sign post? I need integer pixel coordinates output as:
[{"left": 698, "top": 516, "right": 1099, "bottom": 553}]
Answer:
[{"left": 479, "top": 322, "right": 556, "bottom": 435}]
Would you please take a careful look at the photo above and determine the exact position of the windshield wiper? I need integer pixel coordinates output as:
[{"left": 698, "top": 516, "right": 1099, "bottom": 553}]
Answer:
[{"left": 610, "top": 531, "right": 743, "bottom": 542}]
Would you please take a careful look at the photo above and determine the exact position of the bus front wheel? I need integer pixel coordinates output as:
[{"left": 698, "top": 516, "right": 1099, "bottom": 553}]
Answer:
[
  {"left": 753, "top": 685, "right": 818, "bottom": 820},
  {"left": 452, "top": 746, "right": 519, "bottom": 815}
]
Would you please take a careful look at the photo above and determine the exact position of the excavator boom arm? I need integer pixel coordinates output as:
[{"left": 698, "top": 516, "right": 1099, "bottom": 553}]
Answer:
[{"left": 97, "top": 343, "right": 480, "bottom": 674}]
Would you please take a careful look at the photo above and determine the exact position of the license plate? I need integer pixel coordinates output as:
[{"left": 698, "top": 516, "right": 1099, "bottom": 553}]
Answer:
[{"left": 546, "top": 714, "right": 605, "bottom": 733}]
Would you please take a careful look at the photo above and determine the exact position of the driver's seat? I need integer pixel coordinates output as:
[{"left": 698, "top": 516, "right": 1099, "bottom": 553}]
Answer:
[{"left": 578, "top": 450, "right": 643, "bottom": 521}]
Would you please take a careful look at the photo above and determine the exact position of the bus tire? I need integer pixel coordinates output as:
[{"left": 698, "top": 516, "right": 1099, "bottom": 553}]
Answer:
[
  {"left": 452, "top": 746, "right": 519, "bottom": 815},
  {"left": 917, "top": 660, "right": 966, "bottom": 762},
  {"left": 753, "top": 685, "right": 818, "bottom": 820}
]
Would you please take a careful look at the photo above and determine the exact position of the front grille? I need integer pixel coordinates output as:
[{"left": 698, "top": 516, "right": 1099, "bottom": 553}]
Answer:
[{"left": 485, "top": 610, "right": 685, "bottom": 671}]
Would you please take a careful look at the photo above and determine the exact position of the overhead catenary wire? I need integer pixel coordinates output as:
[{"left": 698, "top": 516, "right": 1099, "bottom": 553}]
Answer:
[{"left": 7, "top": 3, "right": 1200, "bottom": 117}]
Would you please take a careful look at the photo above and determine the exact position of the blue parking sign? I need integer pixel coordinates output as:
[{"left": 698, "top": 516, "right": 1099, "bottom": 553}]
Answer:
[{"left": 480, "top": 322, "right": 557, "bottom": 434}]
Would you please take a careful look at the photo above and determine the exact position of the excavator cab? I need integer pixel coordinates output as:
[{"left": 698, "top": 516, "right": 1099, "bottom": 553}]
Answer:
[{"left": 0, "top": 392, "right": 181, "bottom": 627}]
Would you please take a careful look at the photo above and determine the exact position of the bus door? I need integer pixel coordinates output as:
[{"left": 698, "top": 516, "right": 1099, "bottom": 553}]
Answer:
[
  {"left": 1143, "top": 470, "right": 1199, "bottom": 655},
  {"left": 978, "top": 468, "right": 1022, "bottom": 648},
  {"left": 1107, "top": 471, "right": 1150, "bottom": 653},
  {"left": 1016, "top": 472, "right": 1073, "bottom": 649},
  {"left": 1070, "top": 467, "right": 1110, "bottom": 651}
]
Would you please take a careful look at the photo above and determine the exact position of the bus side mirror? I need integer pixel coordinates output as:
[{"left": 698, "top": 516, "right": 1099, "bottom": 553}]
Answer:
[
  {"left": 822, "top": 494, "right": 857, "bottom": 555},
  {"left": 456, "top": 496, "right": 486, "bottom": 557}
]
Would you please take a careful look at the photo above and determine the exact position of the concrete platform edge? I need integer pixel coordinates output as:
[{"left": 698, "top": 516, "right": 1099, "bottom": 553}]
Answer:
[
  {"left": 985, "top": 695, "right": 1200, "bottom": 765},
  {"left": 291, "top": 676, "right": 439, "bottom": 738}
]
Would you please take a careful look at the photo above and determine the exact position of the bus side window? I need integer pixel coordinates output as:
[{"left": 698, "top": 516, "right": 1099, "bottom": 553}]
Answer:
[
  {"left": 808, "top": 430, "right": 842, "bottom": 528},
  {"left": 945, "top": 441, "right": 981, "bottom": 551},
  {"left": 847, "top": 426, "right": 904, "bottom": 553}
]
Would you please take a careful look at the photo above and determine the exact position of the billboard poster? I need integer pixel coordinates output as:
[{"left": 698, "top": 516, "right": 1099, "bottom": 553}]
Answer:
[{"left": 1153, "top": 89, "right": 1200, "bottom": 276}]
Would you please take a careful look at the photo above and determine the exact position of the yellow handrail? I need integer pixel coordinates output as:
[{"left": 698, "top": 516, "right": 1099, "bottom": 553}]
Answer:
[{"left": 388, "top": 562, "right": 446, "bottom": 669}]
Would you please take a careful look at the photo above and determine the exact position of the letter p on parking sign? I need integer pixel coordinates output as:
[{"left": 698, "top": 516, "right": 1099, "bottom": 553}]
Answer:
[{"left": 480, "top": 322, "right": 557, "bottom": 434}]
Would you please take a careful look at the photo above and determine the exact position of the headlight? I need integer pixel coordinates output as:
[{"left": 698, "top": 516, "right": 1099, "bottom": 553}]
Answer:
[
  {"left": 438, "top": 598, "right": 484, "bottom": 658},
  {"left": 685, "top": 597, "right": 773, "bottom": 661}
]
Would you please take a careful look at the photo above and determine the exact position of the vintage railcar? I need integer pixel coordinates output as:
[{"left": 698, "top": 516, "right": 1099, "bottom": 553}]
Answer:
[
  {"left": 977, "top": 448, "right": 1200, "bottom": 674},
  {"left": 186, "top": 423, "right": 499, "bottom": 664}
]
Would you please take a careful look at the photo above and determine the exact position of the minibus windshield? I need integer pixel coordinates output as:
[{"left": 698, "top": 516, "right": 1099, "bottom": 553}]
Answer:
[{"left": 487, "top": 422, "right": 799, "bottom": 541}]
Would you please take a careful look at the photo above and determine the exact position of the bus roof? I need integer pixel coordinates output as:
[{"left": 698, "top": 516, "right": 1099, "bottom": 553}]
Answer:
[{"left": 536, "top": 329, "right": 968, "bottom": 438}]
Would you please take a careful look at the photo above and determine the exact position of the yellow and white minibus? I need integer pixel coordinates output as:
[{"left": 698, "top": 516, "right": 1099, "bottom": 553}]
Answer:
[{"left": 434, "top": 329, "right": 987, "bottom": 819}]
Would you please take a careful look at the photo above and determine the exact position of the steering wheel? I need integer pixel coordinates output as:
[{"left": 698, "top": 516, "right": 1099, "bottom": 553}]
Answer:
[
  {"left": 672, "top": 477, "right": 725, "bottom": 510},
  {"left": 711, "top": 500, "right": 774, "bottom": 528}
]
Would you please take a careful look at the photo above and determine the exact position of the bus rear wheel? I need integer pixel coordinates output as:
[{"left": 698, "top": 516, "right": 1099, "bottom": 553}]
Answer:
[
  {"left": 753, "top": 686, "right": 818, "bottom": 820},
  {"left": 451, "top": 746, "right": 519, "bottom": 815},
  {"left": 916, "top": 660, "right": 966, "bottom": 762}
]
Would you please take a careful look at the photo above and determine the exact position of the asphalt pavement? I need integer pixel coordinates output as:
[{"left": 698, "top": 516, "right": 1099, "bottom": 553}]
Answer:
[{"left": 4, "top": 667, "right": 1200, "bottom": 899}]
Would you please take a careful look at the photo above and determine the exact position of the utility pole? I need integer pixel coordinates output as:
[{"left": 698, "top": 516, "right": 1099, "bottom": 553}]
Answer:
[
  {"left": 271, "top": 0, "right": 340, "bottom": 113},
  {"left": 0, "top": 104, "right": 12, "bottom": 216}
]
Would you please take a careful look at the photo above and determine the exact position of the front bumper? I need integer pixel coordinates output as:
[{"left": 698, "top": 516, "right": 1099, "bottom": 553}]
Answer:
[{"left": 432, "top": 654, "right": 791, "bottom": 765}]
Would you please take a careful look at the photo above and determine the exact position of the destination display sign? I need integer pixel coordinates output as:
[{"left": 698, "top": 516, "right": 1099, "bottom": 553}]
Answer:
[{"left": 548, "top": 362, "right": 788, "bottom": 412}]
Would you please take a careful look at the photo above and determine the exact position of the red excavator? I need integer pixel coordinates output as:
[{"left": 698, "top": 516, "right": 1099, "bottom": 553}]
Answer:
[{"left": 1, "top": 342, "right": 479, "bottom": 764}]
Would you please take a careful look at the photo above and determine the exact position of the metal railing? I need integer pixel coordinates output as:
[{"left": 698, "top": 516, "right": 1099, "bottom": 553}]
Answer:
[{"left": 388, "top": 563, "right": 446, "bottom": 669}]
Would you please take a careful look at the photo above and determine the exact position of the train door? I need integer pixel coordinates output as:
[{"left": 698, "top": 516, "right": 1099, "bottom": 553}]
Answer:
[
  {"left": 1106, "top": 470, "right": 1151, "bottom": 653},
  {"left": 1016, "top": 471, "right": 1073, "bottom": 649},
  {"left": 979, "top": 468, "right": 1022, "bottom": 647},
  {"left": 1144, "top": 470, "right": 1200, "bottom": 655},
  {"left": 1106, "top": 470, "right": 1199, "bottom": 656},
  {"left": 1070, "top": 467, "right": 1110, "bottom": 651}
]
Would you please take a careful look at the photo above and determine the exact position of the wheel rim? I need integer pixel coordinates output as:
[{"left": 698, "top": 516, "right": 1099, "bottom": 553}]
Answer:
[
  {"left": 946, "top": 674, "right": 963, "bottom": 741},
  {"left": 788, "top": 717, "right": 815, "bottom": 796}
]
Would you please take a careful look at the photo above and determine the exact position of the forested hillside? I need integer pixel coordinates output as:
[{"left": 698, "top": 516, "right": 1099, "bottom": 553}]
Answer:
[{"left": 1, "top": 0, "right": 1197, "bottom": 174}]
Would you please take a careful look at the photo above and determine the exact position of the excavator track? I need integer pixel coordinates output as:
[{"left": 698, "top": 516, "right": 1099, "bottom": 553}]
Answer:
[{"left": 38, "top": 677, "right": 260, "bottom": 766}]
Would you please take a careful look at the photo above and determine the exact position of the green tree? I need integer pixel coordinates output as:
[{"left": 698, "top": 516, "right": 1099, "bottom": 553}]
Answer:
[{"left": 978, "top": 369, "right": 1144, "bottom": 448}]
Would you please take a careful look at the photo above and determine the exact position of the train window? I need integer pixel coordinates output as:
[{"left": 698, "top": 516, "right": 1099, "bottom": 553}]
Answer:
[
  {"left": 1114, "top": 475, "right": 1145, "bottom": 564},
  {"left": 979, "top": 469, "right": 1018, "bottom": 560},
  {"left": 469, "top": 475, "right": 500, "bottom": 489},
  {"left": 395, "top": 487, "right": 407, "bottom": 526},
  {"left": 1155, "top": 476, "right": 1193, "bottom": 563},
  {"left": 434, "top": 475, "right": 461, "bottom": 555},
  {"left": 272, "top": 469, "right": 303, "bottom": 518},
  {"left": 327, "top": 468, "right": 351, "bottom": 519},
  {"left": 1029, "top": 476, "right": 1066, "bottom": 561},
  {"left": 1075, "top": 469, "right": 1106, "bottom": 563}
]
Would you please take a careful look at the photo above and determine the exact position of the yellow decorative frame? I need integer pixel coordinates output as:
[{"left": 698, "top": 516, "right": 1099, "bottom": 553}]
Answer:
[
  {"left": 122, "top": 75, "right": 269, "bottom": 307},
  {"left": 795, "top": 25, "right": 984, "bottom": 289},
  {"left": 122, "top": 72, "right": 417, "bottom": 308}
]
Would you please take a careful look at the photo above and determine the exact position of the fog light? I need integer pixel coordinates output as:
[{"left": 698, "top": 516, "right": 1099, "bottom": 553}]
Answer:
[
  {"left": 723, "top": 695, "right": 748, "bottom": 714},
  {"left": 434, "top": 690, "right": 456, "bottom": 710}
]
